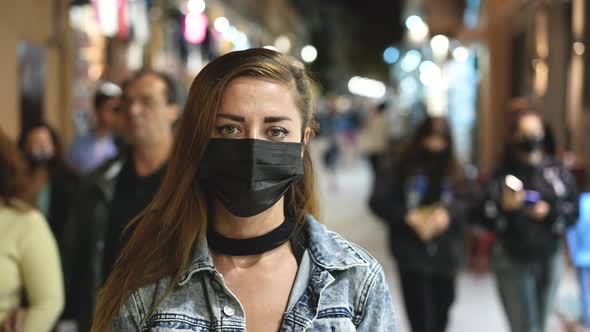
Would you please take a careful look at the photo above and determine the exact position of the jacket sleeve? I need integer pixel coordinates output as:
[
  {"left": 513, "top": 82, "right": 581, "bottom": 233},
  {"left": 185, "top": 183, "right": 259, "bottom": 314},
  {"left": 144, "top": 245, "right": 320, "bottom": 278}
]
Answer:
[
  {"left": 476, "top": 174, "right": 518, "bottom": 232},
  {"left": 20, "top": 212, "right": 65, "bottom": 332},
  {"left": 547, "top": 165, "right": 579, "bottom": 233},
  {"left": 355, "top": 264, "right": 397, "bottom": 331},
  {"left": 389, "top": 172, "right": 409, "bottom": 229},
  {"left": 435, "top": 200, "right": 467, "bottom": 244},
  {"left": 369, "top": 161, "right": 407, "bottom": 225}
]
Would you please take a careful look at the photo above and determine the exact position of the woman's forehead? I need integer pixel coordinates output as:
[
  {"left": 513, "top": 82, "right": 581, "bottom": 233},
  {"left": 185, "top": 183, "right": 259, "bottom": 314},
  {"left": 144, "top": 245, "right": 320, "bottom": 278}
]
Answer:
[
  {"left": 517, "top": 115, "right": 543, "bottom": 133},
  {"left": 29, "top": 127, "right": 52, "bottom": 141},
  {"left": 219, "top": 77, "right": 300, "bottom": 120}
]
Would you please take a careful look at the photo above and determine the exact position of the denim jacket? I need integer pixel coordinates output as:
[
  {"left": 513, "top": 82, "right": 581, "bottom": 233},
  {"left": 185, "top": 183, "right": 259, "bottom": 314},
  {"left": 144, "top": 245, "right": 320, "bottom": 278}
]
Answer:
[{"left": 108, "top": 216, "right": 397, "bottom": 331}]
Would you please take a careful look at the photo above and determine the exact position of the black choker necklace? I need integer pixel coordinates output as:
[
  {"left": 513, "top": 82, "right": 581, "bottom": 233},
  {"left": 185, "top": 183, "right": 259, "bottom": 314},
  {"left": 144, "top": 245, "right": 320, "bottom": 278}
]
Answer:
[{"left": 207, "top": 219, "right": 295, "bottom": 256}]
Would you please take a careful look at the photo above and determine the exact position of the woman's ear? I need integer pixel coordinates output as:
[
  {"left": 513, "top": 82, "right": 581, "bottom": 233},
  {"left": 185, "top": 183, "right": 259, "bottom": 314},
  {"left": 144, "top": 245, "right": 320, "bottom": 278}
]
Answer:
[
  {"left": 303, "top": 127, "right": 311, "bottom": 145},
  {"left": 302, "top": 127, "right": 311, "bottom": 158}
]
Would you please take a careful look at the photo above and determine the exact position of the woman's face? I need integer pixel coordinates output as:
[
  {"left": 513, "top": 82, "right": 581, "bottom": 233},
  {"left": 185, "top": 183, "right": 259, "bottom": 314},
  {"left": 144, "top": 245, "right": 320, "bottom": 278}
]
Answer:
[
  {"left": 25, "top": 127, "right": 55, "bottom": 159},
  {"left": 513, "top": 114, "right": 545, "bottom": 164},
  {"left": 515, "top": 114, "right": 545, "bottom": 142},
  {"left": 214, "top": 77, "right": 309, "bottom": 145},
  {"left": 422, "top": 134, "right": 448, "bottom": 152}
]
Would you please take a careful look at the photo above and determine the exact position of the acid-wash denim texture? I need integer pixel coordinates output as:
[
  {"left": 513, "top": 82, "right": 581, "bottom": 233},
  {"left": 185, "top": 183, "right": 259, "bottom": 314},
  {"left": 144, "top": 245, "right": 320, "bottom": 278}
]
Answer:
[{"left": 107, "top": 215, "right": 397, "bottom": 331}]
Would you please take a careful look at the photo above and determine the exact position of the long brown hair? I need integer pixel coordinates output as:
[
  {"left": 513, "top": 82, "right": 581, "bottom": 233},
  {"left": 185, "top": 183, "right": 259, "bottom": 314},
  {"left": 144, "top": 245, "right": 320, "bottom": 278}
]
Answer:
[
  {"left": 92, "top": 48, "right": 319, "bottom": 331},
  {"left": 0, "top": 128, "right": 33, "bottom": 209}
]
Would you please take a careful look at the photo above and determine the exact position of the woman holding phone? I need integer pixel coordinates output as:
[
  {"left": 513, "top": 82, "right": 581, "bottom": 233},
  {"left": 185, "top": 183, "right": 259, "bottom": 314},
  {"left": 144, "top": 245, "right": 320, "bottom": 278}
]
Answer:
[{"left": 481, "top": 109, "right": 578, "bottom": 332}]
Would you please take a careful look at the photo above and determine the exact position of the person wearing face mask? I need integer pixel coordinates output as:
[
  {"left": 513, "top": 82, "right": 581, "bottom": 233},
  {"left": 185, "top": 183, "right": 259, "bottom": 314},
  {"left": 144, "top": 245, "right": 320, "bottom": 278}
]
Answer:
[
  {"left": 65, "top": 70, "right": 180, "bottom": 332},
  {"left": 480, "top": 109, "right": 578, "bottom": 332},
  {"left": 16, "top": 124, "right": 76, "bottom": 325},
  {"left": 18, "top": 124, "right": 79, "bottom": 232},
  {"left": 371, "top": 116, "right": 469, "bottom": 332},
  {"left": 90, "top": 48, "right": 396, "bottom": 332},
  {"left": 359, "top": 102, "right": 390, "bottom": 175}
]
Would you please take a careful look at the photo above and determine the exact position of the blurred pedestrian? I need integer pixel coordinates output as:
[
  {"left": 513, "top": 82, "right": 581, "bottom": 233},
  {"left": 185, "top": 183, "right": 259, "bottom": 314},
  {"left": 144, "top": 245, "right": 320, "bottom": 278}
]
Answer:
[
  {"left": 18, "top": 124, "right": 78, "bottom": 324},
  {"left": 481, "top": 109, "right": 578, "bottom": 332},
  {"left": 320, "top": 104, "right": 342, "bottom": 190},
  {"left": 68, "top": 81, "right": 122, "bottom": 175},
  {"left": 91, "top": 48, "right": 396, "bottom": 332},
  {"left": 371, "top": 116, "right": 469, "bottom": 332},
  {"left": 18, "top": 123, "right": 79, "bottom": 242},
  {"left": 359, "top": 101, "right": 390, "bottom": 174},
  {"left": 67, "top": 70, "right": 179, "bottom": 331},
  {"left": 0, "top": 128, "right": 64, "bottom": 332}
]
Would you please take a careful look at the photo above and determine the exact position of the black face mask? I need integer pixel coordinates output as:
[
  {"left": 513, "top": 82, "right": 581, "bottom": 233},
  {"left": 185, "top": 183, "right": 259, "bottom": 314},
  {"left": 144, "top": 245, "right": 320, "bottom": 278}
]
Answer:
[
  {"left": 198, "top": 138, "right": 305, "bottom": 217},
  {"left": 420, "top": 147, "right": 449, "bottom": 167},
  {"left": 514, "top": 137, "right": 543, "bottom": 154},
  {"left": 27, "top": 153, "right": 52, "bottom": 170},
  {"left": 424, "top": 148, "right": 448, "bottom": 160}
]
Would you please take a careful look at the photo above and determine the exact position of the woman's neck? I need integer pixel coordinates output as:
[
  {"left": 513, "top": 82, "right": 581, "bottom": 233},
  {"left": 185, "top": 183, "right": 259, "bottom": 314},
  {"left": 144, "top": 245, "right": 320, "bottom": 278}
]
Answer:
[
  {"left": 30, "top": 168, "right": 50, "bottom": 190},
  {"left": 211, "top": 198, "right": 286, "bottom": 239}
]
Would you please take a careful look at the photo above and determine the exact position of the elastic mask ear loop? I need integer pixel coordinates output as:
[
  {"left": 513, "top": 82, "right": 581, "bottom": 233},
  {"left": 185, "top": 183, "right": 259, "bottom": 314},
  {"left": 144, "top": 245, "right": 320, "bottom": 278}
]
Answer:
[{"left": 300, "top": 128, "right": 308, "bottom": 152}]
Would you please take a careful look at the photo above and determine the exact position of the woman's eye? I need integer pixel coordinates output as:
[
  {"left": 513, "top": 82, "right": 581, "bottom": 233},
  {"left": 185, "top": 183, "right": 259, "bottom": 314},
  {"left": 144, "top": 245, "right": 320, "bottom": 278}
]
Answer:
[
  {"left": 268, "top": 127, "right": 289, "bottom": 139},
  {"left": 217, "top": 125, "right": 242, "bottom": 136}
]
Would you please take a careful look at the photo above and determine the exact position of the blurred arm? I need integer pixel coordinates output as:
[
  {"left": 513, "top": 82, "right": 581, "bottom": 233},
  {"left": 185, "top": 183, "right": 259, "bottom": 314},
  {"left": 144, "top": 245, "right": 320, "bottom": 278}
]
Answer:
[{"left": 20, "top": 212, "right": 64, "bottom": 332}]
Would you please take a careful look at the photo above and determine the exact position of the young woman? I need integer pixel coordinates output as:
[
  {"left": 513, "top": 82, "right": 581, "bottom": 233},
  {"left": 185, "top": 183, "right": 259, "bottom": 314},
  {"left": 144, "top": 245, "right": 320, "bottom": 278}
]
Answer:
[
  {"left": 0, "top": 129, "right": 64, "bottom": 332},
  {"left": 92, "top": 48, "right": 396, "bottom": 331},
  {"left": 18, "top": 124, "right": 78, "bottom": 322},
  {"left": 482, "top": 110, "right": 578, "bottom": 332},
  {"left": 383, "top": 116, "right": 468, "bottom": 332},
  {"left": 18, "top": 123, "right": 78, "bottom": 248}
]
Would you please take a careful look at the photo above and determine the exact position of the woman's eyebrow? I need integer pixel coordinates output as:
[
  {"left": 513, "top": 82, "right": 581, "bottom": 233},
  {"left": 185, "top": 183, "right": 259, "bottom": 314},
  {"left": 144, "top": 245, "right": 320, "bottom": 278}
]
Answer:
[
  {"left": 264, "top": 116, "right": 292, "bottom": 123},
  {"left": 217, "top": 113, "right": 245, "bottom": 122}
]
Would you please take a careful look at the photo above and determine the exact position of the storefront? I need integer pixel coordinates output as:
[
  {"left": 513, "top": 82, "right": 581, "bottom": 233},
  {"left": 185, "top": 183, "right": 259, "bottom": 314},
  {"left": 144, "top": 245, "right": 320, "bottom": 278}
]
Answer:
[
  {"left": 0, "top": 0, "right": 310, "bottom": 145},
  {"left": 0, "top": 0, "right": 73, "bottom": 142},
  {"left": 389, "top": 0, "right": 480, "bottom": 163}
]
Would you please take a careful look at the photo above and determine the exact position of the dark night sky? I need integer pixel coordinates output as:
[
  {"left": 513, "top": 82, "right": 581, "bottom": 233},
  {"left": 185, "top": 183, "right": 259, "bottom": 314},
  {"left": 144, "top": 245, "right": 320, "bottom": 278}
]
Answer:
[
  {"left": 328, "top": 0, "right": 404, "bottom": 53},
  {"left": 293, "top": 0, "right": 404, "bottom": 91}
]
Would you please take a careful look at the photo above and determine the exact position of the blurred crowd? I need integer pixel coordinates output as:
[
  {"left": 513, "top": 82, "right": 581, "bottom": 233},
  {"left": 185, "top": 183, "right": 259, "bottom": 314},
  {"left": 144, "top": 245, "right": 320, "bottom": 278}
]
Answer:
[
  {"left": 0, "top": 66, "right": 583, "bottom": 332},
  {"left": 1, "top": 70, "right": 178, "bottom": 332}
]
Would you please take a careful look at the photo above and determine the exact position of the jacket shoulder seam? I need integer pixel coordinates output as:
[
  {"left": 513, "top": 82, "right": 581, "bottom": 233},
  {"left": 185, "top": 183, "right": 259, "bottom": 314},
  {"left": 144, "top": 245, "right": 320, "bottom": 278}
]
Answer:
[
  {"left": 325, "top": 231, "right": 371, "bottom": 267},
  {"left": 130, "top": 290, "right": 146, "bottom": 328},
  {"left": 352, "top": 262, "right": 382, "bottom": 327}
]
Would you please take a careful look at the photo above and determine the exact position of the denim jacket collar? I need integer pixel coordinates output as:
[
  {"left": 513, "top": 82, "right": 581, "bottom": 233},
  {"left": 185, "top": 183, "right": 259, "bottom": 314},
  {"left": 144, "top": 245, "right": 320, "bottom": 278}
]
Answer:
[
  {"left": 178, "top": 215, "right": 369, "bottom": 286},
  {"left": 304, "top": 215, "right": 370, "bottom": 270},
  {"left": 178, "top": 237, "right": 215, "bottom": 286}
]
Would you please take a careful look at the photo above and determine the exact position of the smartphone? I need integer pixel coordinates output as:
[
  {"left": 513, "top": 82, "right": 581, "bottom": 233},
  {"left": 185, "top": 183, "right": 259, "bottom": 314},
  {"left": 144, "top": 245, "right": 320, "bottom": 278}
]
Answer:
[
  {"left": 505, "top": 175, "right": 524, "bottom": 192},
  {"left": 505, "top": 175, "right": 541, "bottom": 207}
]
